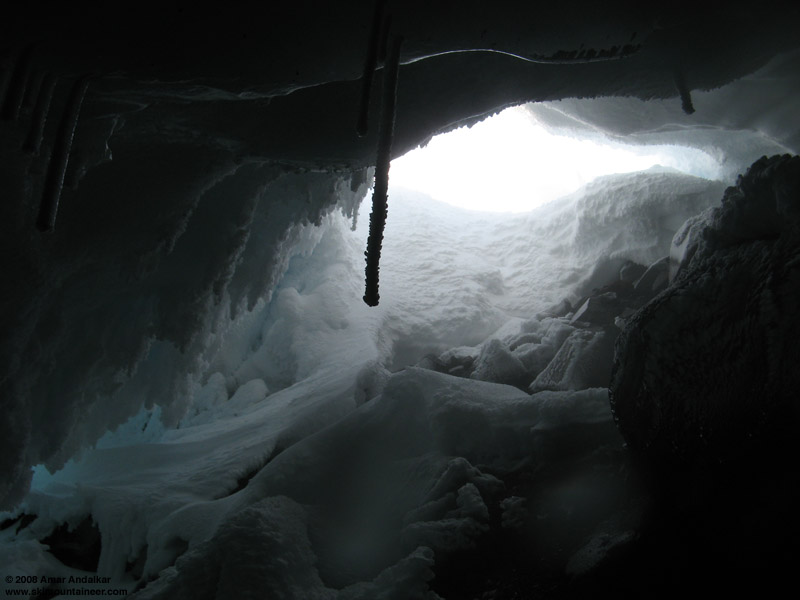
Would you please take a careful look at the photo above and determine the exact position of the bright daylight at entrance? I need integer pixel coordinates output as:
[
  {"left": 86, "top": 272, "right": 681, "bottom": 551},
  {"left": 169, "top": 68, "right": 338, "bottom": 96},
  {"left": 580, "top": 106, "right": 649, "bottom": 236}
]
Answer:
[{"left": 389, "top": 104, "right": 722, "bottom": 213}]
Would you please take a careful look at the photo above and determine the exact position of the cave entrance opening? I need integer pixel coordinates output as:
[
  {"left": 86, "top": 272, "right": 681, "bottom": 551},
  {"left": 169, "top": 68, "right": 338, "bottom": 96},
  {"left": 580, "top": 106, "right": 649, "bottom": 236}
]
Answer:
[
  {"left": 352, "top": 101, "right": 728, "bottom": 368},
  {"left": 389, "top": 103, "right": 722, "bottom": 213}
]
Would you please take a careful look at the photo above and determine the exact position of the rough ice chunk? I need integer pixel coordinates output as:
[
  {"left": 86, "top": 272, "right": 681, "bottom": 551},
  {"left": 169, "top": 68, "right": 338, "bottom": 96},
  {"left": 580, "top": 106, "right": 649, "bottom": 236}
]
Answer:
[
  {"left": 354, "top": 360, "right": 391, "bottom": 405},
  {"left": 619, "top": 261, "right": 647, "bottom": 284},
  {"left": 500, "top": 496, "right": 528, "bottom": 531},
  {"left": 129, "top": 497, "right": 330, "bottom": 600},
  {"left": 633, "top": 256, "right": 670, "bottom": 296},
  {"left": 529, "top": 329, "right": 616, "bottom": 393},
  {"left": 401, "top": 515, "right": 487, "bottom": 554},
  {"left": 565, "top": 530, "right": 637, "bottom": 577},
  {"left": 669, "top": 209, "right": 710, "bottom": 281},
  {"left": 338, "top": 547, "right": 439, "bottom": 600},
  {"left": 182, "top": 373, "right": 228, "bottom": 425},
  {"left": 228, "top": 378, "right": 268, "bottom": 410},
  {"left": 401, "top": 483, "right": 490, "bottom": 554},
  {"left": 569, "top": 293, "right": 621, "bottom": 326},
  {"left": 470, "top": 338, "right": 529, "bottom": 388}
]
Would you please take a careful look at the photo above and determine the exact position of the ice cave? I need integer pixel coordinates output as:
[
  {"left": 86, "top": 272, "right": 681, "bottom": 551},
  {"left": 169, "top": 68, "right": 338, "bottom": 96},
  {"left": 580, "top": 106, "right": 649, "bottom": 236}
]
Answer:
[{"left": 2, "top": 2, "right": 800, "bottom": 598}]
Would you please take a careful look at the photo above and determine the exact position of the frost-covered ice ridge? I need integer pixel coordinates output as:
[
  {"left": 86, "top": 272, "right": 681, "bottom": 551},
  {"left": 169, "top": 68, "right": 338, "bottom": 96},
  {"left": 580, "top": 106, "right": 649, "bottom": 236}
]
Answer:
[{"left": 1, "top": 168, "right": 727, "bottom": 598}]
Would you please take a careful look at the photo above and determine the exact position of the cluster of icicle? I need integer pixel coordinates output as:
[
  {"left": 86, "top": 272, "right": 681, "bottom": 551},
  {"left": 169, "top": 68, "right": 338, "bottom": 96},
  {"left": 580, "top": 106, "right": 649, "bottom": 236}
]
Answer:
[{"left": 1, "top": 44, "right": 90, "bottom": 233}]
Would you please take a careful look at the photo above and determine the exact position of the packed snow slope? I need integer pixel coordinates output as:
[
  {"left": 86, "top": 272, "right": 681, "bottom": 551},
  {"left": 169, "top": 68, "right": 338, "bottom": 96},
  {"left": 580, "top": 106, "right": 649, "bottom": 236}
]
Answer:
[{"left": 2, "top": 168, "right": 728, "bottom": 598}]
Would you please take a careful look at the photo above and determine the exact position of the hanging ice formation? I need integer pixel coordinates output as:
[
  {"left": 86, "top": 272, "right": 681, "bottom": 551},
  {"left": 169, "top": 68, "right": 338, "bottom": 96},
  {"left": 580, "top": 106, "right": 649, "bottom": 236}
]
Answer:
[
  {"left": 24, "top": 72, "right": 56, "bottom": 155},
  {"left": 357, "top": 0, "right": 389, "bottom": 138},
  {"left": 1, "top": 45, "right": 36, "bottom": 121},
  {"left": 36, "top": 75, "right": 90, "bottom": 233},
  {"left": 1, "top": 43, "right": 90, "bottom": 233},
  {"left": 361, "top": 1, "right": 402, "bottom": 307},
  {"left": 674, "top": 70, "right": 696, "bottom": 115}
]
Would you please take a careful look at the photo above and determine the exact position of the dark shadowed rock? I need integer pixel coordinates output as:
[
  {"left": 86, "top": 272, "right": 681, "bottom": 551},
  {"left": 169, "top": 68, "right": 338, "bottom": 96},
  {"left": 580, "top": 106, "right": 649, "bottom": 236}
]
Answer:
[{"left": 610, "top": 155, "right": 800, "bottom": 467}]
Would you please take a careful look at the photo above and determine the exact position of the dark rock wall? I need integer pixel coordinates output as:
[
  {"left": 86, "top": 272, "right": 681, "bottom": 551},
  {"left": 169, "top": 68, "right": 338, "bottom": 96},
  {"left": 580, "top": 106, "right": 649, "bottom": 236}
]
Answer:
[{"left": 610, "top": 154, "right": 800, "bottom": 467}]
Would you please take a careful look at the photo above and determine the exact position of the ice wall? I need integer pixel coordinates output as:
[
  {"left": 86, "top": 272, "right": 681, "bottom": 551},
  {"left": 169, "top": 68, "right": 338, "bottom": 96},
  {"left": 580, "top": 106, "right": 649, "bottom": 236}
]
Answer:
[{"left": 0, "top": 152, "right": 371, "bottom": 510}]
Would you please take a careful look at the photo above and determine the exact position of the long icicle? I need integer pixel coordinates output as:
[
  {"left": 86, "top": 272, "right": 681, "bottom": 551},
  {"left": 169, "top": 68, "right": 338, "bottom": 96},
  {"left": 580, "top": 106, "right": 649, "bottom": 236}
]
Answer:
[
  {"left": 674, "top": 70, "right": 695, "bottom": 115},
  {"left": 356, "top": 0, "right": 389, "bottom": 137},
  {"left": 21, "top": 69, "right": 45, "bottom": 115},
  {"left": 363, "top": 33, "right": 402, "bottom": 307},
  {"left": 36, "top": 75, "right": 90, "bottom": 233},
  {"left": 23, "top": 71, "right": 56, "bottom": 154},
  {"left": 1, "top": 45, "right": 35, "bottom": 121}
]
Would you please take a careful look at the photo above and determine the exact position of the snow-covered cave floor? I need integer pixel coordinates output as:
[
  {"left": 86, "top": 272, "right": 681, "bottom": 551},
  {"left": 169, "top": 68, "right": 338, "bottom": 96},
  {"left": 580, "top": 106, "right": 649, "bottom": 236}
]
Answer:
[{"left": 0, "top": 169, "right": 728, "bottom": 598}]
